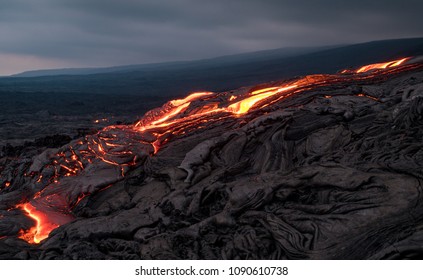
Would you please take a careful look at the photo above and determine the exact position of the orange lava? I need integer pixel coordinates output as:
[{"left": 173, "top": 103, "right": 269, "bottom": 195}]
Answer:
[
  {"left": 17, "top": 203, "right": 59, "bottom": 244},
  {"left": 135, "top": 91, "right": 214, "bottom": 131},
  {"left": 133, "top": 85, "right": 300, "bottom": 133},
  {"left": 356, "top": 57, "right": 409, "bottom": 73},
  {"left": 227, "top": 84, "right": 298, "bottom": 115},
  {"left": 14, "top": 56, "right": 418, "bottom": 245},
  {"left": 170, "top": 91, "right": 214, "bottom": 106}
]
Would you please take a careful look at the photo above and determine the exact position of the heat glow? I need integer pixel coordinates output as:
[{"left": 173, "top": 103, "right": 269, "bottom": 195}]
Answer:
[
  {"left": 8, "top": 56, "right": 417, "bottom": 244},
  {"left": 17, "top": 203, "right": 59, "bottom": 244},
  {"left": 356, "top": 57, "right": 409, "bottom": 73},
  {"left": 227, "top": 85, "right": 298, "bottom": 114}
]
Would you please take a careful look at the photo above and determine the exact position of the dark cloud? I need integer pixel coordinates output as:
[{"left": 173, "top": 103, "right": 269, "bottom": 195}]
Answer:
[{"left": 1, "top": 0, "right": 423, "bottom": 74}]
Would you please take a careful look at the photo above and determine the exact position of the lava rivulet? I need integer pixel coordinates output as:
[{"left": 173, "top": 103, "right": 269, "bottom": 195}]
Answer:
[
  {"left": 227, "top": 84, "right": 299, "bottom": 114},
  {"left": 18, "top": 203, "right": 55, "bottom": 244},
  {"left": 355, "top": 57, "right": 410, "bottom": 73},
  {"left": 17, "top": 202, "right": 71, "bottom": 244},
  {"left": 8, "top": 56, "right": 420, "bottom": 244}
]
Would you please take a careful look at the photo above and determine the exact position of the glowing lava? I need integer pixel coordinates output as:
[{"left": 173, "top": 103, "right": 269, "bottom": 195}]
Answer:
[
  {"left": 356, "top": 57, "right": 409, "bottom": 73},
  {"left": 9, "top": 56, "right": 421, "bottom": 244},
  {"left": 17, "top": 203, "right": 59, "bottom": 244},
  {"left": 135, "top": 91, "right": 214, "bottom": 131},
  {"left": 227, "top": 84, "right": 298, "bottom": 114}
]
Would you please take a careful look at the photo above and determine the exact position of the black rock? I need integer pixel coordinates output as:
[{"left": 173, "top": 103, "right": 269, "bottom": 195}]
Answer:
[{"left": 2, "top": 65, "right": 423, "bottom": 260}]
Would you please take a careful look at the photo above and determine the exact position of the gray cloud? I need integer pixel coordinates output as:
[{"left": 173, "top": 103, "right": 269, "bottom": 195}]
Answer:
[{"left": 1, "top": 0, "right": 423, "bottom": 74}]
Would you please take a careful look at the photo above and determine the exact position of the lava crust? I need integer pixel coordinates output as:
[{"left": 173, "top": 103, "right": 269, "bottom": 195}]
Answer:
[{"left": 1, "top": 58, "right": 423, "bottom": 259}]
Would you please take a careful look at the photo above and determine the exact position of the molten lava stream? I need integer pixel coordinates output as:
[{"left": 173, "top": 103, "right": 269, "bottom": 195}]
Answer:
[
  {"left": 17, "top": 200, "right": 73, "bottom": 244},
  {"left": 11, "top": 56, "right": 419, "bottom": 245},
  {"left": 355, "top": 57, "right": 410, "bottom": 73},
  {"left": 17, "top": 203, "right": 57, "bottom": 244}
]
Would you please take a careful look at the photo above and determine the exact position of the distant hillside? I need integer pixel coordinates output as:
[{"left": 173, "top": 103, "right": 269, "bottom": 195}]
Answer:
[
  {"left": 1, "top": 38, "right": 423, "bottom": 97},
  {"left": 1, "top": 38, "right": 423, "bottom": 116},
  {"left": 11, "top": 46, "right": 330, "bottom": 78},
  {"left": 10, "top": 62, "right": 187, "bottom": 78}
]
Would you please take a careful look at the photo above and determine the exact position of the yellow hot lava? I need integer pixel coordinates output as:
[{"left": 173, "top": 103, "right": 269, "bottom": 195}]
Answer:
[
  {"left": 14, "top": 55, "right": 418, "bottom": 245},
  {"left": 17, "top": 203, "right": 59, "bottom": 244},
  {"left": 227, "top": 85, "right": 298, "bottom": 115},
  {"left": 356, "top": 57, "right": 409, "bottom": 73},
  {"left": 134, "top": 85, "right": 300, "bottom": 132}
]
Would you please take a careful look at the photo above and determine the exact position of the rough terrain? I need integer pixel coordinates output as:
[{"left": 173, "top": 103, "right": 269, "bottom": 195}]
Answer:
[{"left": 1, "top": 62, "right": 423, "bottom": 259}]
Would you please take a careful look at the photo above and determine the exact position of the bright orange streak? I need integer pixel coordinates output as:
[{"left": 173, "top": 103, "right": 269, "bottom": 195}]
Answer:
[
  {"left": 60, "top": 164, "right": 75, "bottom": 173},
  {"left": 152, "top": 139, "right": 161, "bottom": 154},
  {"left": 137, "top": 86, "right": 298, "bottom": 131},
  {"left": 105, "top": 142, "right": 124, "bottom": 147},
  {"left": 356, "top": 57, "right": 409, "bottom": 73},
  {"left": 137, "top": 102, "right": 191, "bottom": 131},
  {"left": 17, "top": 203, "right": 59, "bottom": 244},
  {"left": 136, "top": 106, "right": 226, "bottom": 133},
  {"left": 36, "top": 175, "right": 43, "bottom": 183},
  {"left": 251, "top": 87, "right": 279, "bottom": 95},
  {"left": 227, "top": 85, "right": 298, "bottom": 114},
  {"left": 389, "top": 57, "right": 409, "bottom": 67},
  {"left": 135, "top": 92, "right": 214, "bottom": 130},
  {"left": 14, "top": 57, "right": 419, "bottom": 245},
  {"left": 72, "top": 193, "right": 90, "bottom": 208},
  {"left": 151, "top": 102, "right": 191, "bottom": 126},
  {"left": 170, "top": 91, "right": 214, "bottom": 106}
]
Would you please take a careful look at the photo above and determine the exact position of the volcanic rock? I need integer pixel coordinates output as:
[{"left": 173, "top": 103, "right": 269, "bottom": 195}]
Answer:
[{"left": 1, "top": 60, "right": 423, "bottom": 259}]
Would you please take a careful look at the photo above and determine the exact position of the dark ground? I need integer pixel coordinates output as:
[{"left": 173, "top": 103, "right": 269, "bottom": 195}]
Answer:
[{"left": 1, "top": 64, "right": 423, "bottom": 259}]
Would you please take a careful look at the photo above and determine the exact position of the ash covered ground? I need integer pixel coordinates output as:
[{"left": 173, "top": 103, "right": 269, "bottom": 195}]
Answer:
[{"left": 1, "top": 61, "right": 423, "bottom": 259}]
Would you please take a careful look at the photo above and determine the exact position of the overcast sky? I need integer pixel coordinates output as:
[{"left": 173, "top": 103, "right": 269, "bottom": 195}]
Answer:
[{"left": 0, "top": 0, "right": 422, "bottom": 75}]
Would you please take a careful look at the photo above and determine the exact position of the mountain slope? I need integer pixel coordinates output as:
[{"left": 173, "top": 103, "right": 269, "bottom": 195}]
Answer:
[
  {"left": 1, "top": 38, "right": 423, "bottom": 99},
  {"left": 11, "top": 46, "right": 330, "bottom": 78}
]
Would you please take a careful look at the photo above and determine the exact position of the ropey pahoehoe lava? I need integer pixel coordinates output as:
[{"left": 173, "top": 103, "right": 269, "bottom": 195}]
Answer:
[{"left": 1, "top": 56, "right": 423, "bottom": 259}]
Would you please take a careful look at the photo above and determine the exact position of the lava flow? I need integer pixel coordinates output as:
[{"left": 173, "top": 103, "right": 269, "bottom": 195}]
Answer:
[
  {"left": 355, "top": 57, "right": 410, "bottom": 73},
  {"left": 7, "top": 56, "right": 420, "bottom": 244},
  {"left": 17, "top": 203, "right": 58, "bottom": 244}
]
